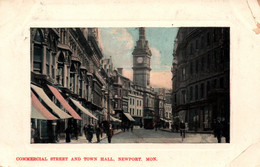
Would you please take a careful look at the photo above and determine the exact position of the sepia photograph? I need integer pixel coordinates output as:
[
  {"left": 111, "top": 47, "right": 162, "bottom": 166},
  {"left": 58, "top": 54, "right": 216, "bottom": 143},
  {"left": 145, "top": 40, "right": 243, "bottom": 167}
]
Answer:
[{"left": 30, "top": 27, "right": 230, "bottom": 144}]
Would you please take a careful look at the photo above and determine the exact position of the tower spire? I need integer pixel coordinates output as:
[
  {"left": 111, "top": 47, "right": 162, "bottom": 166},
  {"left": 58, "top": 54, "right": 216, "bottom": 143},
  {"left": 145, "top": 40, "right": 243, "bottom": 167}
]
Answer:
[{"left": 139, "top": 27, "right": 146, "bottom": 40}]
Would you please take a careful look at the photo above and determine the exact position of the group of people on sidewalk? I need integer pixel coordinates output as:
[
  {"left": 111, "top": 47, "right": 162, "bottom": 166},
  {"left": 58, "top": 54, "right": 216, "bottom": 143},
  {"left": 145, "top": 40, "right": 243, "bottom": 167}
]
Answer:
[
  {"left": 177, "top": 119, "right": 229, "bottom": 143},
  {"left": 64, "top": 122, "right": 114, "bottom": 143}
]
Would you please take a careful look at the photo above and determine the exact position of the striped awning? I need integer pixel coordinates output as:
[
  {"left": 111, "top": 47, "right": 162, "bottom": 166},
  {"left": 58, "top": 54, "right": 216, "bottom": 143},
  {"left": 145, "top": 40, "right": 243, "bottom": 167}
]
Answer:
[
  {"left": 123, "top": 112, "right": 135, "bottom": 122},
  {"left": 70, "top": 98, "right": 98, "bottom": 120},
  {"left": 31, "top": 84, "right": 72, "bottom": 119},
  {"left": 110, "top": 115, "right": 122, "bottom": 122},
  {"left": 31, "top": 92, "right": 58, "bottom": 120},
  {"left": 47, "top": 85, "right": 82, "bottom": 120}
]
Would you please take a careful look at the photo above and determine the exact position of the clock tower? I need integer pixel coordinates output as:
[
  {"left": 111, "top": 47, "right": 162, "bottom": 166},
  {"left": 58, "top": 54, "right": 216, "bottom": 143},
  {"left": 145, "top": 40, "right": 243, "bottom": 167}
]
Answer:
[{"left": 132, "top": 27, "right": 152, "bottom": 88}]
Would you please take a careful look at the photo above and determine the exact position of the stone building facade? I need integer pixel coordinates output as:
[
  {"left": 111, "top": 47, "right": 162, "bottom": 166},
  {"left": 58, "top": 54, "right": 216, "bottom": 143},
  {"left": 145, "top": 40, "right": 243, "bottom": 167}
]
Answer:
[
  {"left": 172, "top": 27, "right": 230, "bottom": 132},
  {"left": 30, "top": 28, "right": 107, "bottom": 142}
]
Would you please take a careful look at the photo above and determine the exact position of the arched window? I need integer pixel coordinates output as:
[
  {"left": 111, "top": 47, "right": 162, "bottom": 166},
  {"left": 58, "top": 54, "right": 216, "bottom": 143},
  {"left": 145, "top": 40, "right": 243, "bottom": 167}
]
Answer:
[
  {"left": 33, "top": 30, "right": 44, "bottom": 73},
  {"left": 57, "top": 52, "right": 65, "bottom": 86}
]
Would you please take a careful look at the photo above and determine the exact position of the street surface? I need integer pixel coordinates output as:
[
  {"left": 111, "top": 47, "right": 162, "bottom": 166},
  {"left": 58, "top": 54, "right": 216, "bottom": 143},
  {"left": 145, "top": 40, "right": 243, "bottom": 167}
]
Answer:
[
  {"left": 58, "top": 127, "right": 226, "bottom": 144},
  {"left": 100, "top": 128, "right": 221, "bottom": 143}
]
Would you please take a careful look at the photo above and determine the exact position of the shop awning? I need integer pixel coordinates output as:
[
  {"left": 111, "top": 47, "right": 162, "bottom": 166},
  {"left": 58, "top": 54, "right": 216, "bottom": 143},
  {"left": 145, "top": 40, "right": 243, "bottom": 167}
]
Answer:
[
  {"left": 69, "top": 98, "right": 98, "bottom": 120},
  {"left": 31, "top": 92, "right": 58, "bottom": 120},
  {"left": 123, "top": 112, "right": 135, "bottom": 122},
  {"left": 31, "top": 84, "right": 72, "bottom": 119},
  {"left": 47, "top": 85, "right": 82, "bottom": 120},
  {"left": 110, "top": 115, "right": 122, "bottom": 122}
]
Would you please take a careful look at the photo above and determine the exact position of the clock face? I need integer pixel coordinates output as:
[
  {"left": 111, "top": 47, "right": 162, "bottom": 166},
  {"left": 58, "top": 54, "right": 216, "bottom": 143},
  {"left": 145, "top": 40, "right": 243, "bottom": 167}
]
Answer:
[{"left": 137, "top": 57, "right": 143, "bottom": 64}]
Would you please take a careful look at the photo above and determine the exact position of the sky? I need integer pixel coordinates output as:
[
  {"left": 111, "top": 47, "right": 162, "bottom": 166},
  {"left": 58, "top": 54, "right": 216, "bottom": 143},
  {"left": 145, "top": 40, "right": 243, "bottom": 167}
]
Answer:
[{"left": 99, "top": 27, "right": 179, "bottom": 89}]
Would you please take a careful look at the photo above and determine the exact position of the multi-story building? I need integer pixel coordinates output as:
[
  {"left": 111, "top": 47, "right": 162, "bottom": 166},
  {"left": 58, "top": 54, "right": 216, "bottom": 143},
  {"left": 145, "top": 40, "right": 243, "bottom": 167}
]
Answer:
[
  {"left": 132, "top": 27, "right": 155, "bottom": 129},
  {"left": 172, "top": 27, "right": 230, "bottom": 132},
  {"left": 128, "top": 83, "right": 144, "bottom": 126},
  {"left": 30, "top": 28, "right": 106, "bottom": 142}
]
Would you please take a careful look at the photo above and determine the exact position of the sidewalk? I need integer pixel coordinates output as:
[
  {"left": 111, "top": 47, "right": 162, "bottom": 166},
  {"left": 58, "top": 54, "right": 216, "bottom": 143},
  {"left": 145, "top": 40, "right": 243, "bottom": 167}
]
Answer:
[
  {"left": 160, "top": 128, "right": 226, "bottom": 143},
  {"left": 58, "top": 129, "right": 122, "bottom": 144}
]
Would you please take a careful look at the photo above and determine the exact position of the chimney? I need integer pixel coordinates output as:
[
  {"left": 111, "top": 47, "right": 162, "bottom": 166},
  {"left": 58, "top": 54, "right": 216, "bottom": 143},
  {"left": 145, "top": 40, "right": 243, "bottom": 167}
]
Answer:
[{"left": 117, "top": 68, "right": 123, "bottom": 75}]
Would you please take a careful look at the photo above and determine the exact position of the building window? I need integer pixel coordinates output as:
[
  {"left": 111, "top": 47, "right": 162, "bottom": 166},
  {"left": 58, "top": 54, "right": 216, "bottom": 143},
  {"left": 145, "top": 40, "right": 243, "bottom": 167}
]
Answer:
[
  {"left": 195, "top": 39, "right": 199, "bottom": 49},
  {"left": 137, "top": 100, "right": 139, "bottom": 106},
  {"left": 201, "top": 36, "right": 204, "bottom": 48},
  {"left": 190, "top": 87, "right": 193, "bottom": 101},
  {"left": 195, "top": 85, "right": 198, "bottom": 100},
  {"left": 200, "top": 83, "right": 204, "bottom": 98},
  {"left": 207, "top": 54, "right": 211, "bottom": 68},
  {"left": 206, "top": 32, "right": 210, "bottom": 46},
  {"left": 133, "top": 109, "right": 135, "bottom": 115},
  {"left": 212, "top": 79, "right": 217, "bottom": 89},
  {"left": 195, "top": 60, "right": 199, "bottom": 74},
  {"left": 137, "top": 110, "right": 138, "bottom": 116},
  {"left": 201, "top": 57, "right": 205, "bottom": 71},
  {"left": 51, "top": 52, "right": 55, "bottom": 78},
  {"left": 57, "top": 53, "right": 65, "bottom": 86},
  {"left": 33, "top": 45, "right": 43, "bottom": 73},
  {"left": 46, "top": 49, "right": 50, "bottom": 76},
  {"left": 133, "top": 99, "right": 135, "bottom": 105},
  {"left": 190, "top": 43, "right": 193, "bottom": 54},
  {"left": 214, "top": 51, "right": 218, "bottom": 68},
  {"left": 182, "top": 67, "right": 186, "bottom": 80},
  {"left": 207, "top": 81, "right": 211, "bottom": 94},
  {"left": 190, "top": 62, "right": 193, "bottom": 75},
  {"left": 182, "top": 90, "right": 186, "bottom": 104}
]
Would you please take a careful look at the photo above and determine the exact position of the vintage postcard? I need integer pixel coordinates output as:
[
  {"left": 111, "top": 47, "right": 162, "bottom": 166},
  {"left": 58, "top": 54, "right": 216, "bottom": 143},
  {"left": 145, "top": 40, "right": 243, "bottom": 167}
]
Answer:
[{"left": 1, "top": 0, "right": 260, "bottom": 167}]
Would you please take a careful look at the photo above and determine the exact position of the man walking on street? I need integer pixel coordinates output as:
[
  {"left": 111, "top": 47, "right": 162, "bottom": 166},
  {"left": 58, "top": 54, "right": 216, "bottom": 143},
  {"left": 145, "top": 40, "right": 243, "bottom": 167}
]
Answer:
[
  {"left": 180, "top": 120, "right": 186, "bottom": 138},
  {"left": 107, "top": 123, "right": 113, "bottom": 143},
  {"left": 95, "top": 124, "right": 101, "bottom": 143}
]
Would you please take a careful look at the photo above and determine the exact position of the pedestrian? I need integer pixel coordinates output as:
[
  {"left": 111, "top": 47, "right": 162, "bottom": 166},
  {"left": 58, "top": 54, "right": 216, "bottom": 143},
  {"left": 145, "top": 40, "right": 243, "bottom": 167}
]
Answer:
[
  {"left": 155, "top": 123, "right": 158, "bottom": 131},
  {"left": 214, "top": 119, "right": 223, "bottom": 143},
  {"left": 95, "top": 124, "right": 101, "bottom": 143},
  {"left": 107, "top": 123, "right": 113, "bottom": 143},
  {"left": 126, "top": 124, "right": 129, "bottom": 131},
  {"left": 180, "top": 120, "right": 186, "bottom": 138},
  {"left": 65, "top": 126, "right": 72, "bottom": 143},
  {"left": 87, "top": 124, "right": 94, "bottom": 143},
  {"left": 130, "top": 124, "right": 133, "bottom": 132},
  {"left": 123, "top": 123, "right": 126, "bottom": 132},
  {"left": 31, "top": 123, "right": 36, "bottom": 143},
  {"left": 74, "top": 125, "right": 79, "bottom": 140},
  {"left": 140, "top": 122, "right": 143, "bottom": 128},
  {"left": 83, "top": 124, "right": 88, "bottom": 140}
]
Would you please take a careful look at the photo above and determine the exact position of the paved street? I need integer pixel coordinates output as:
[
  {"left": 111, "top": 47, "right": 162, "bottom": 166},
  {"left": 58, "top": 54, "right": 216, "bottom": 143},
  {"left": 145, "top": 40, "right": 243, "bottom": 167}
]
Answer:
[
  {"left": 100, "top": 127, "right": 223, "bottom": 143},
  {"left": 58, "top": 127, "right": 226, "bottom": 144}
]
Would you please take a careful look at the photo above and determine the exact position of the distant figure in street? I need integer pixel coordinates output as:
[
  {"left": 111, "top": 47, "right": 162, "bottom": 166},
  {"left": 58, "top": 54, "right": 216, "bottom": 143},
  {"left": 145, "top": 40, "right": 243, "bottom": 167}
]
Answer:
[
  {"left": 86, "top": 124, "right": 94, "bottom": 143},
  {"left": 122, "top": 124, "right": 126, "bottom": 132},
  {"left": 130, "top": 124, "right": 133, "bottom": 132},
  {"left": 31, "top": 124, "right": 35, "bottom": 143},
  {"left": 126, "top": 124, "right": 129, "bottom": 131},
  {"left": 180, "top": 120, "right": 186, "bottom": 138},
  {"left": 140, "top": 122, "right": 143, "bottom": 128},
  {"left": 65, "top": 126, "right": 72, "bottom": 143},
  {"left": 214, "top": 119, "right": 223, "bottom": 143},
  {"left": 83, "top": 124, "right": 88, "bottom": 140},
  {"left": 74, "top": 125, "right": 79, "bottom": 140},
  {"left": 95, "top": 124, "right": 101, "bottom": 143},
  {"left": 107, "top": 123, "right": 114, "bottom": 143},
  {"left": 155, "top": 123, "right": 158, "bottom": 131}
]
